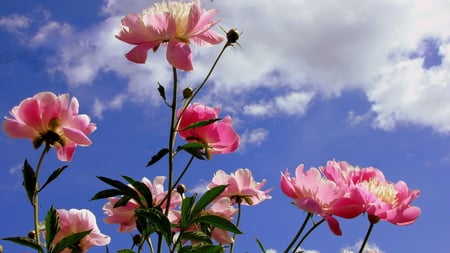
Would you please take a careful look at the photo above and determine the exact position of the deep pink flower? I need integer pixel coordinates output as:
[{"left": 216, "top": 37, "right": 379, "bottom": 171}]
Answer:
[
  {"left": 177, "top": 103, "right": 239, "bottom": 158},
  {"left": 280, "top": 164, "right": 360, "bottom": 235},
  {"left": 321, "top": 160, "right": 421, "bottom": 225},
  {"left": 116, "top": 0, "right": 224, "bottom": 71},
  {"left": 103, "top": 176, "right": 181, "bottom": 232},
  {"left": 208, "top": 168, "right": 272, "bottom": 206},
  {"left": 50, "top": 209, "right": 110, "bottom": 253},
  {"left": 2, "top": 92, "right": 96, "bottom": 162}
]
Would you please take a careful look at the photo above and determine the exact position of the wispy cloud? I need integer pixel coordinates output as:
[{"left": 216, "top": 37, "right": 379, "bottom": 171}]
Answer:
[
  {"left": 0, "top": 14, "right": 30, "bottom": 33},
  {"left": 342, "top": 241, "right": 384, "bottom": 253},
  {"left": 239, "top": 128, "right": 269, "bottom": 151}
]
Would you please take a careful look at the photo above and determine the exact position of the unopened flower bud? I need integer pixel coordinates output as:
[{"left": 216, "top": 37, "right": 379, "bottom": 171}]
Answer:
[
  {"left": 0, "top": 244, "right": 3, "bottom": 253},
  {"left": 182, "top": 87, "right": 194, "bottom": 99},
  {"left": 28, "top": 230, "right": 36, "bottom": 239},
  {"left": 132, "top": 234, "right": 142, "bottom": 246},
  {"left": 226, "top": 29, "right": 240, "bottom": 44},
  {"left": 176, "top": 184, "right": 187, "bottom": 195}
]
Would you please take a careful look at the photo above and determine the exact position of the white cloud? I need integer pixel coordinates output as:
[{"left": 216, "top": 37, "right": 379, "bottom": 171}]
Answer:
[
  {"left": 7, "top": 0, "right": 450, "bottom": 132},
  {"left": 92, "top": 93, "right": 127, "bottom": 119},
  {"left": 0, "top": 14, "right": 30, "bottom": 33},
  {"left": 240, "top": 128, "right": 269, "bottom": 149},
  {"left": 342, "top": 241, "right": 384, "bottom": 253}
]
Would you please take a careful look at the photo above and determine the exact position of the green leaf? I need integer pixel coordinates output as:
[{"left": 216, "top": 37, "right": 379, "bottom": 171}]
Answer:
[
  {"left": 2, "top": 236, "right": 44, "bottom": 253},
  {"left": 113, "top": 195, "right": 133, "bottom": 208},
  {"left": 90, "top": 189, "right": 124, "bottom": 201},
  {"left": 51, "top": 230, "right": 91, "bottom": 253},
  {"left": 191, "top": 185, "right": 227, "bottom": 218},
  {"left": 117, "top": 249, "right": 136, "bottom": 253},
  {"left": 96, "top": 176, "right": 142, "bottom": 206},
  {"left": 146, "top": 148, "right": 169, "bottom": 167},
  {"left": 255, "top": 237, "right": 266, "bottom": 252},
  {"left": 157, "top": 83, "right": 167, "bottom": 101},
  {"left": 177, "top": 143, "right": 207, "bottom": 160},
  {"left": 122, "top": 175, "right": 153, "bottom": 208},
  {"left": 39, "top": 165, "right": 69, "bottom": 192},
  {"left": 180, "top": 195, "right": 195, "bottom": 228},
  {"left": 179, "top": 231, "right": 212, "bottom": 244},
  {"left": 179, "top": 244, "right": 224, "bottom": 253},
  {"left": 22, "top": 159, "right": 36, "bottom": 204},
  {"left": 136, "top": 208, "right": 172, "bottom": 246},
  {"left": 179, "top": 118, "right": 222, "bottom": 131},
  {"left": 45, "top": 206, "right": 60, "bottom": 248},
  {"left": 193, "top": 215, "right": 242, "bottom": 234}
]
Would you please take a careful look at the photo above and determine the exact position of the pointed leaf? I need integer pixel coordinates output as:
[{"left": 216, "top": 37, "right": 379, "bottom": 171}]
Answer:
[
  {"left": 179, "top": 244, "right": 224, "bottom": 253},
  {"left": 96, "top": 176, "right": 142, "bottom": 206},
  {"left": 51, "top": 230, "right": 91, "bottom": 253},
  {"left": 137, "top": 208, "right": 172, "bottom": 245},
  {"left": 39, "top": 165, "right": 69, "bottom": 192},
  {"left": 179, "top": 231, "right": 212, "bottom": 244},
  {"left": 113, "top": 195, "right": 133, "bottom": 208},
  {"left": 122, "top": 175, "right": 153, "bottom": 208},
  {"left": 2, "top": 236, "right": 44, "bottom": 253},
  {"left": 146, "top": 148, "right": 169, "bottom": 167},
  {"left": 193, "top": 215, "right": 242, "bottom": 234},
  {"left": 177, "top": 143, "right": 207, "bottom": 160},
  {"left": 90, "top": 189, "right": 124, "bottom": 201},
  {"left": 22, "top": 159, "right": 36, "bottom": 204},
  {"left": 191, "top": 185, "right": 227, "bottom": 218},
  {"left": 157, "top": 83, "right": 167, "bottom": 101},
  {"left": 179, "top": 118, "right": 222, "bottom": 131},
  {"left": 180, "top": 195, "right": 195, "bottom": 228},
  {"left": 45, "top": 206, "right": 60, "bottom": 248}
]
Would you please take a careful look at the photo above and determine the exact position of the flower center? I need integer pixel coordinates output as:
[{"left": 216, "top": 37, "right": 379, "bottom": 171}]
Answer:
[
  {"left": 366, "top": 178, "right": 397, "bottom": 204},
  {"left": 143, "top": 1, "right": 192, "bottom": 39}
]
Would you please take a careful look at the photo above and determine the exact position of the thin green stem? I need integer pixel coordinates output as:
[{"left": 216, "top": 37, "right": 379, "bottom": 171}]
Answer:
[
  {"left": 171, "top": 155, "right": 194, "bottom": 192},
  {"left": 32, "top": 144, "right": 51, "bottom": 250},
  {"left": 358, "top": 222, "right": 375, "bottom": 253},
  {"left": 292, "top": 218, "right": 325, "bottom": 253},
  {"left": 284, "top": 213, "right": 313, "bottom": 253},
  {"left": 229, "top": 202, "right": 242, "bottom": 253}
]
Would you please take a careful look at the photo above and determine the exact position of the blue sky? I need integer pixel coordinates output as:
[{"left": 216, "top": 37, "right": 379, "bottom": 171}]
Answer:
[{"left": 1, "top": 0, "right": 449, "bottom": 252}]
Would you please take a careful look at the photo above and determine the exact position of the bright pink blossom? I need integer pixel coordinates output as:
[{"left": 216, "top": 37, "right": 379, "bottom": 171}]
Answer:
[
  {"left": 321, "top": 160, "right": 421, "bottom": 225},
  {"left": 50, "top": 209, "right": 110, "bottom": 253},
  {"left": 103, "top": 176, "right": 181, "bottom": 232},
  {"left": 116, "top": 0, "right": 224, "bottom": 71},
  {"left": 280, "top": 164, "right": 362, "bottom": 235},
  {"left": 2, "top": 92, "right": 96, "bottom": 162},
  {"left": 177, "top": 103, "right": 239, "bottom": 158},
  {"left": 208, "top": 168, "right": 272, "bottom": 206}
]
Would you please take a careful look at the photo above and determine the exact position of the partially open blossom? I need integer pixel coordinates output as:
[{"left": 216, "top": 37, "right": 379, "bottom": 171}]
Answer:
[
  {"left": 50, "top": 209, "right": 110, "bottom": 253},
  {"left": 208, "top": 168, "right": 272, "bottom": 206},
  {"left": 103, "top": 176, "right": 181, "bottom": 232},
  {"left": 321, "top": 160, "right": 421, "bottom": 225},
  {"left": 281, "top": 164, "right": 361, "bottom": 235},
  {"left": 2, "top": 92, "right": 96, "bottom": 162},
  {"left": 177, "top": 103, "right": 239, "bottom": 158},
  {"left": 116, "top": 0, "right": 224, "bottom": 71}
]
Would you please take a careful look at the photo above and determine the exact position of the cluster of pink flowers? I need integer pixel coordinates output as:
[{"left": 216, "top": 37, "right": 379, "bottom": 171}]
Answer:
[
  {"left": 102, "top": 168, "right": 270, "bottom": 245},
  {"left": 2, "top": 92, "right": 96, "bottom": 162},
  {"left": 281, "top": 160, "right": 421, "bottom": 235}
]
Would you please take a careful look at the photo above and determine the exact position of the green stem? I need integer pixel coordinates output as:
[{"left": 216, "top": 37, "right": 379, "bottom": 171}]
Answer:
[
  {"left": 284, "top": 213, "right": 313, "bottom": 253},
  {"left": 292, "top": 218, "right": 325, "bottom": 253},
  {"left": 171, "top": 155, "right": 194, "bottom": 192},
  {"left": 229, "top": 202, "right": 242, "bottom": 253},
  {"left": 32, "top": 144, "right": 51, "bottom": 250},
  {"left": 358, "top": 222, "right": 375, "bottom": 253}
]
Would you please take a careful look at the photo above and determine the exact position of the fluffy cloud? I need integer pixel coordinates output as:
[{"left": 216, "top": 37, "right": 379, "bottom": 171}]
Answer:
[
  {"left": 0, "top": 14, "right": 30, "bottom": 33},
  {"left": 4, "top": 0, "right": 450, "bottom": 133}
]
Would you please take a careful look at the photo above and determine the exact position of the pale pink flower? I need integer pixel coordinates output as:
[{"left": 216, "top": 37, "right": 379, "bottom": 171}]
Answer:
[
  {"left": 51, "top": 208, "right": 110, "bottom": 253},
  {"left": 2, "top": 92, "right": 96, "bottom": 162},
  {"left": 116, "top": 0, "right": 224, "bottom": 71},
  {"left": 208, "top": 168, "right": 272, "bottom": 206},
  {"left": 177, "top": 103, "right": 239, "bottom": 158},
  {"left": 280, "top": 164, "right": 360, "bottom": 235},
  {"left": 321, "top": 160, "right": 421, "bottom": 225},
  {"left": 103, "top": 176, "right": 181, "bottom": 232}
]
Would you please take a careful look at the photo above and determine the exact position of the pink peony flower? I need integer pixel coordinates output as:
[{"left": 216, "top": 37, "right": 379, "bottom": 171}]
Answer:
[
  {"left": 177, "top": 103, "right": 239, "bottom": 158},
  {"left": 2, "top": 92, "right": 96, "bottom": 162},
  {"left": 321, "top": 160, "right": 421, "bottom": 225},
  {"left": 208, "top": 168, "right": 272, "bottom": 206},
  {"left": 103, "top": 176, "right": 181, "bottom": 232},
  {"left": 116, "top": 0, "right": 224, "bottom": 71},
  {"left": 51, "top": 208, "right": 110, "bottom": 253},
  {"left": 280, "top": 164, "right": 362, "bottom": 235}
]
